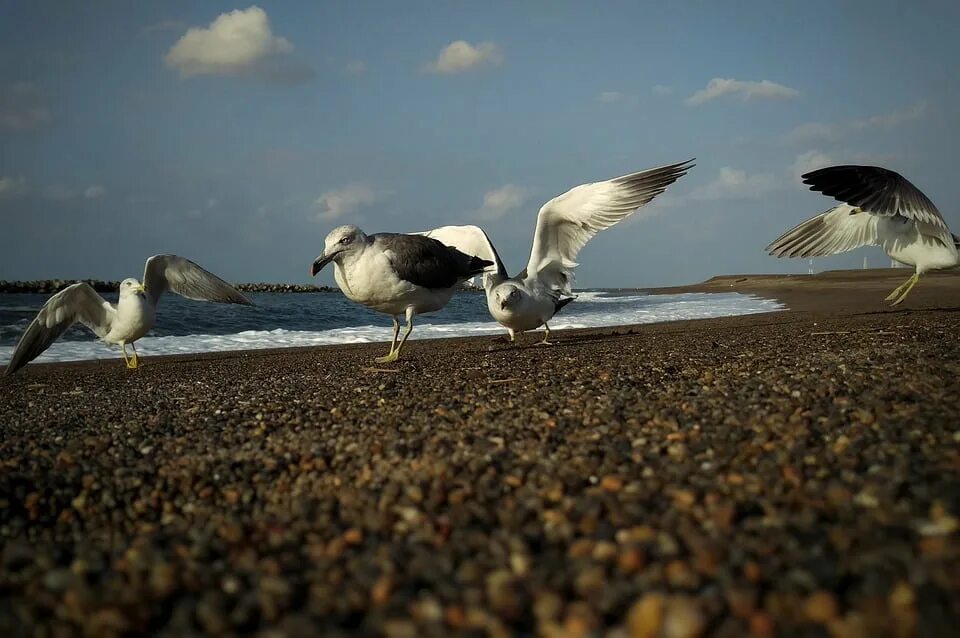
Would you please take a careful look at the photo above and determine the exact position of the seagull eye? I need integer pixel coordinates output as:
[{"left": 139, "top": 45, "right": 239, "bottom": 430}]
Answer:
[{"left": 339, "top": 236, "right": 351, "bottom": 245}]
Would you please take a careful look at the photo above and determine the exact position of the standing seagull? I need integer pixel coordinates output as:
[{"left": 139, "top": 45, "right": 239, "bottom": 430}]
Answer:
[
  {"left": 4, "top": 255, "right": 253, "bottom": 376},
  {"left": 310, "top": 225, "right": 492, "bottom": 363},
  {"left": 767, "top": 165, "right": 959, "bottom": 305},
  {"left": 420, "top": 159, "right": 695, "bottom": 343}
]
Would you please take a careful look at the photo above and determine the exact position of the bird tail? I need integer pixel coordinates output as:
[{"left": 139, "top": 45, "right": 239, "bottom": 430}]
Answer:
[
  {"left": 553, "top": 296, "right": 575, "bottom": 315},
  {"left": 467, "top": 256, "right": 494, "bottom": 277}
]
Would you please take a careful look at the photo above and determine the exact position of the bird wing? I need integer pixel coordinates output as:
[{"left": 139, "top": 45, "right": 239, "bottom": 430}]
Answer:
[
  {"left": 766, "top": 205, "right": 880, "bottom": 258},
  {"left": 142, "top": 255, "right": 253, "bottom": 306},
  {"left": 802, "top": 165, "right": 948, "bottom": 231},
  {"left": 526, "top": 159, "right": 694, "bottom": 294},
  {"left": 373, "top": 234, "right": 492, "bottom": 290},
  {"left": 415, "top": 225, "right": 508, "bottom": 288},
  {"left": 4, "top": 282, "right": 114, "bottom": 376}
]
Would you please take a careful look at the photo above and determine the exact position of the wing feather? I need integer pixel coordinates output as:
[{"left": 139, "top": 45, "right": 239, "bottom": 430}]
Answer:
[
  {"left": 415, "top": 225, "right": 508, "bottom": 288},
  {"left": 4, "top": 283, "right": 113, "bottom": 376},
  {"left": 526, "top": 159, "right": 694, "bottom": 292},
  {"left": 802, "top": 165, "right": 947, "bottom": 230},
  {"left": 766, "top": 205, "right": 880, "bottom": 258},
  {"left": 143, "top": 255, "right": 253, "bottom": 306}
]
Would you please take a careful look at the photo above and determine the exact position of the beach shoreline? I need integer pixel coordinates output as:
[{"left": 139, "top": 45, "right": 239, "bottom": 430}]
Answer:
[{"left": 1, "top": 270, "right": 958, "bottom": 635}]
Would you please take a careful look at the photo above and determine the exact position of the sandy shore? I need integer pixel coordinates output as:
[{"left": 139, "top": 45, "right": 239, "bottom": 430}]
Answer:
[{"left": 1, "top": 270, "right": 959, "bottom": 636}]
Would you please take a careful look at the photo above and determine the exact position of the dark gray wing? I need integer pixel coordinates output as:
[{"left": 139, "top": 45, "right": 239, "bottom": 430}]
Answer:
[
  {"left": 802, "top": 165, "right": 947, "bottom": 230},
  {"left": 373, "top": 234, "right": 493, "bottom": 289},
  {"left": 143, "top": 255, "right": 253, "bottom": 306},
  {"left": 415, "top": 225, "right": 509, "bottom": 284},
  {"left": 4, "top": 283, "right": 113, "bottom": 376}
]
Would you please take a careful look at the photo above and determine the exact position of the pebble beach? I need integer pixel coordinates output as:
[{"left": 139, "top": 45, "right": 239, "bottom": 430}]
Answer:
[{"left": 1, "top": 270, "right": 959, "bottom": 637}]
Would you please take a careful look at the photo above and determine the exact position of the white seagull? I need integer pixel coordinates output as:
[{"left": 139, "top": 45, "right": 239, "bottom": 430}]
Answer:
[
  {"left": 420, "top": 159, "right": 695, "bottom": 344},
  {"left": 4, "top": 255, "right": 253, "bottom": 376},
  {"left": 310, "top": 225, "right": 492, "bottom": 363},
  {"left": 767, "top": 165, "right": 959, "bottom": 305}
]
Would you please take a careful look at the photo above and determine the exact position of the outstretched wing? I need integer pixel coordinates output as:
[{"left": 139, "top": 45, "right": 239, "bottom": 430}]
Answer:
[
  {"left": 415, "top": 225, "right": 508, "bottom": 288},
  {"left": 767, "top": 205, "right": 880, "bottom": 258},
  {"left": 802, "top": 165, "right": 947, "bottom": 231},
  {"left": 142, "top": 255, "right": 253, "bottom": 306},
  {"left": 4, "top": 283, "right": 114, "bottom": 376},
  {"left": 527, "top": 159, "right": 694, "bottom": 293}
]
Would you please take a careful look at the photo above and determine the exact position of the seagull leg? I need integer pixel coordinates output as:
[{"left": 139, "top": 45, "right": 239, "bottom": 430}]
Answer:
[
  {"left": 508, "top": 329, "right": 516, "bottom": 343},
  {"left": 376, "top": 312, "right": 414, "bottom": 363},
  {"left": 536, "top": 323, "right": 555, "bottom": 346},
  {"left": 890, "top": 272, "right": 920, "bottom": 306},
  {"left": 129, "top": 342, "right": 140, "bottom": 369},
  {"left": 121, "top": 343, "right": 135, "bottom": 369},
  {"left": 884, "top": 273, "right": 916, "bottom": 302}
]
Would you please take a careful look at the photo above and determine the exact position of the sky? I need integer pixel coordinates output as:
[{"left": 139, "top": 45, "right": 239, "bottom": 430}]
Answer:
[{"left": 1, "top": 0, "right": 958, "bottom": 288}]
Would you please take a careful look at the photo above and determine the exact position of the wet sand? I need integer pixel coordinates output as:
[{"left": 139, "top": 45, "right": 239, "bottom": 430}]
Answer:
[{"left": 1, "top": 270, "right": 959, "bottom": 636}]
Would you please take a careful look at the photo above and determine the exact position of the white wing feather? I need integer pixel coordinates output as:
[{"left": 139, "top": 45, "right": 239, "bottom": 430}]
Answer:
[
  {"left": 143, "top": 255, "right": 253, "bottom": 306},
  {"left": 766, "top": 205, "right": 880, "bottom": 258},
  {"left": 526, "top": 160, "right": 694, "bottom": 293},
  {"left": 4, "top": 283, "right": 114, "bottom": 375},
  {"left": 415, "top": 225, "right": 508, "bottom": 288}
]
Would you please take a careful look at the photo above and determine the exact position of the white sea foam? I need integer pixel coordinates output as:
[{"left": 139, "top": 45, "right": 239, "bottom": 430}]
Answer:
[{"left": 0, "top": 292, "right": 782, "bottom": 364}]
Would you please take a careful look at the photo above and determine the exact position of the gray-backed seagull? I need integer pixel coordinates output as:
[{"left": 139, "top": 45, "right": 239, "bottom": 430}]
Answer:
[
  {"left": 767, "top": 165, "right": 959, "bottom": 305},
  {"left": 420, "top": 159, "right": 695, "bottom": 343},
  {"left": 310, "top": 225, "right": 493, "bottom": 363},
  {"left": 4, "top": 254, "right": 253, "bottom": 376}
]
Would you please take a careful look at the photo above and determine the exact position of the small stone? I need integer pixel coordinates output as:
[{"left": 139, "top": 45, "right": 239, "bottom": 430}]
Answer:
[
  {"left": 803, "top": 590, "right": 838, "bottom": 623},
  {"left": 601, "top": 475, "right": 624, "bottom": 492},
  {"left": 662, "top": 596, "right": 706, "bottom": 638},
  {"left": 627, "top": 592, "right": 665, "bottom": 638}
]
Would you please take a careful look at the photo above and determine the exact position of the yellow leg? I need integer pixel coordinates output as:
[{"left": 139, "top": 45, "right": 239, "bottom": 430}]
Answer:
[
  {"left": 121, "top": 343, "right": 135, "bottom": 369},
  {"left": 375, "top": 316, "right": 413, "bottom": 363},
  {"left": 129, "top": 342, "right": 140, "bottom": 369},
  {"left": 508, "top": 329, "right": 516, "bottom": 343},
  {"left": 889, "top": 273, "right": 920, "bottom": 306},
  {"left": 884, "top": 273, "right": 917, "bottom": 302},
  {"left": 536, "top": 323, "right": 555, "bottom": 346},
  {"left": 388, "top": 317, "right": 401, "bottom": 353}
]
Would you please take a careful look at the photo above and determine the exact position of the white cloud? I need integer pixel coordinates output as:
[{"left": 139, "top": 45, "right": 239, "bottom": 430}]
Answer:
[
  {"left": 791, "top": 151, "right": 833, "bottom": 183},
  {"left": 597, "top": 91, "right": 623, "bottom": 103},
  {"left": 165, "top": 6, "right": 294, "bottom": 78},
  {"left": 689, "top": 167, "right": 780, "bottom": 200},
  {"left": 0, "top": 83, "right": 50, "bottom": 132},
  {"left": 0, "top": 176, "right": 27, "bottom": 198},
  {"left": 787, "top": 101, "right": 928, "bottom": 144},
  {"left": 685, "top": 78, "right": 799, "bottom": 106},
  {"left": 315, "top": 184, "right": 378, "bottom": 221},
  {"left": 476, "top": 184, "right": 532, "bottom": 220},
  {"left": 652, "top": 84, "right": 674, "bottom": 96},
  {"left": 424, "top": 40, "right": 503, "bottom": 74},
  {"left": 84, "top": 185, "right": 106, "bottom": 199},
  {"left": 852, "top": 100, "right": 927, "bottom": 131},
  {"left": 345, "top": 60, "right": 367, "bottom": 75}
]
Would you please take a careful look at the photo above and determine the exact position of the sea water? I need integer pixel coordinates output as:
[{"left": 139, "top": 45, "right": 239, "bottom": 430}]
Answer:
[{"left": 0, "top": 290, "right": 783, "bottom": 364}]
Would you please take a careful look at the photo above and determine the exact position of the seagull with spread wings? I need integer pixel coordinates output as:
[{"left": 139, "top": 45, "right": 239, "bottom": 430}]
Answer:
[
  {"left": 767, "top": 165, "right": 959, "bottom": 305},
  {"left": 421, "top": 159, "right": 695, "bottom": 343},
  {"left": 4, "top": 255, "right": 253, "bottom": 376}
]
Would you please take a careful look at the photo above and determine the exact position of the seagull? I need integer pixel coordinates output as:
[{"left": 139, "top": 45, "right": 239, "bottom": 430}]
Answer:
[
  {"left": 4, "top": 255, "right": 253, "bottom": 376},
  {"left": 767, "top": 165, "right": 959, "bottom": 305},
  {"left": 420, "top": 159, "right": 695, "bottom": 344},
  {"left": 310, "top": 225, "right": 493, "bottom": 363}
]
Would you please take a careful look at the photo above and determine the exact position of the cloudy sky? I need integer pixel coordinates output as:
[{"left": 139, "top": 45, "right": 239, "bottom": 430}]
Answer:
[{"left": 1, "top": 1, "right": 958, "bottom": 287}]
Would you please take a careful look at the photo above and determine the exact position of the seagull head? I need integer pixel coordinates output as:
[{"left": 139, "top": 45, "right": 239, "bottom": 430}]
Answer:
[
  {"left": 119, "top": 278, "right": 146, "bottom": 298},
  {"left": 312, "top": 225, "right": 367, "bottom": 276},
  {"left": 495, "top": 284, "right": 523, "bottom": 311}
]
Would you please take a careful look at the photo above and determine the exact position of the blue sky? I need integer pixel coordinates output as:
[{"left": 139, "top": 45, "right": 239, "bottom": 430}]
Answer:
[{"left": 1, "top": 0, "right": 958, "bottom": 287}]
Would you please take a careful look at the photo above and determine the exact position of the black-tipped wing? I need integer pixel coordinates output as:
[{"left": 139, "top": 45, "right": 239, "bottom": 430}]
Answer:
[
  {"left": 374, "top": 234, "right": 493, "bottom": 290},
  {"left": 527, "top": 159, "right": 695, "bottom": 285},
  {"left": 4, "top": 283, "right": 113, "bottom": 376},
  {"left": 802, "top": 165, "right": 946, "bottom": 230},
  {"left": 143, "top": 255, "right": 253, "bottom": 306}
]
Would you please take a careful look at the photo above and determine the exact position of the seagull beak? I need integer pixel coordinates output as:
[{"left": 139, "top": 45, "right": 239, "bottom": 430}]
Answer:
[
  {"left": 500, "top": 300, "right": 507, "bottom": 310},
  {"left": 310, "top": 252, "right": 337, "bottom": 276}
]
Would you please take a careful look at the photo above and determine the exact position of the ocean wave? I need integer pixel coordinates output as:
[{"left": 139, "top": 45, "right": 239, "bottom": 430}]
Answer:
[{"left": 0, "top": 292, "right": 783, "bottom": 365}]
